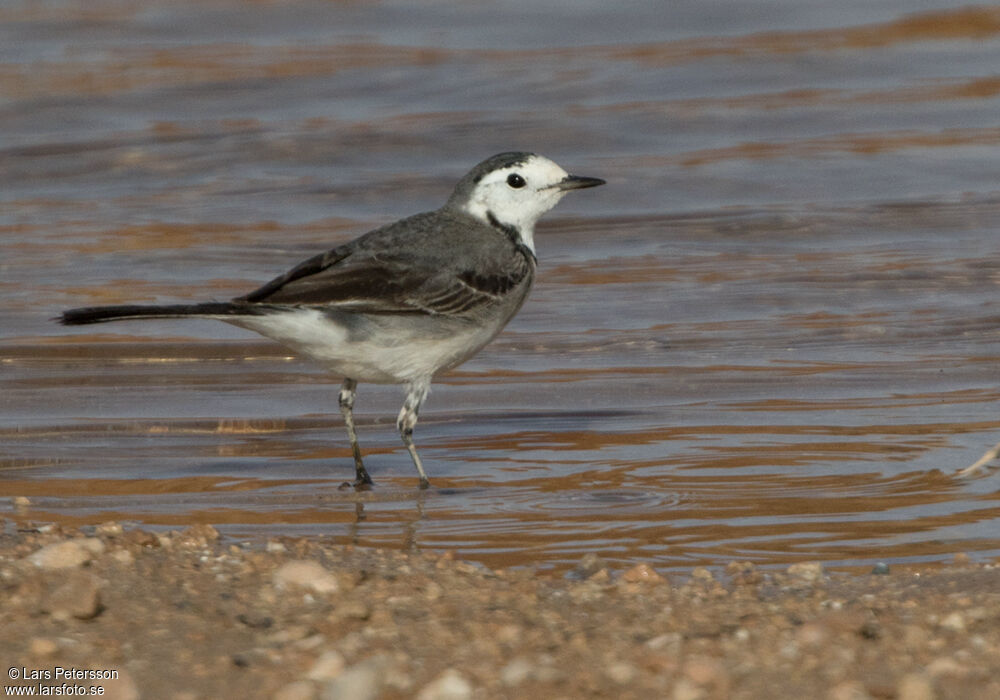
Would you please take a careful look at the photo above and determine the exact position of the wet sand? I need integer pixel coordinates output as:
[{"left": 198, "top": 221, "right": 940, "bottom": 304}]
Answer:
[{"left": 3, "top": 521, "right": 1000, "bottom": 700}]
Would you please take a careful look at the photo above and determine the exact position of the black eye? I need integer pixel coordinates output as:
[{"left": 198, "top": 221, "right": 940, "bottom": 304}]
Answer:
[{"left": 506, "top": 173, "right": 526, "bottom": 188}]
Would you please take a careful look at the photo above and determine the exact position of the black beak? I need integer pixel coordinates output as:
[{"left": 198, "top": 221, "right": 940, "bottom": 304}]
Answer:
[{"left": 556, "top": 174, "right": 606, "bottom": 191}]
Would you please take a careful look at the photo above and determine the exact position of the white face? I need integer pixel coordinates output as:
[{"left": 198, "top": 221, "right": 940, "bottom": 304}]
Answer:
[{"left": 461, "top": 155, "right": 572, "bottom": 253}]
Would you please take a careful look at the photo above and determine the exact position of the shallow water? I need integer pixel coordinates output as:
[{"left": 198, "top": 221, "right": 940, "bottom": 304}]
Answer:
[{"left": 3, "top": 0, "right": 1000, "bottom": 573}]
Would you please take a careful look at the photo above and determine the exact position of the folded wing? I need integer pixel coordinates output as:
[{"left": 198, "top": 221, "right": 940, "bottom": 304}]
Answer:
[{"left": 237, "top": 212, "right": 533, "bottom": 317}]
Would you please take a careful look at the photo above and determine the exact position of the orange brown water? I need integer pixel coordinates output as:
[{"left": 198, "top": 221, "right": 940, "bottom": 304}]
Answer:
[{"left": 3, "top": 1, "right": 1000, "bottom": 573}]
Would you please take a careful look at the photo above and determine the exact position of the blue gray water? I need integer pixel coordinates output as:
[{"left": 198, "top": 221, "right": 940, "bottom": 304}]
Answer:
[{"left": 3, "top": 1, "right": 1000, "bottom": 572}]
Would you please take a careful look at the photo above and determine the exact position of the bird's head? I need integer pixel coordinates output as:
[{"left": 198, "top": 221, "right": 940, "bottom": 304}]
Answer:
[{"left": 447, "top": 152, "right": 604, "bottom": 253}]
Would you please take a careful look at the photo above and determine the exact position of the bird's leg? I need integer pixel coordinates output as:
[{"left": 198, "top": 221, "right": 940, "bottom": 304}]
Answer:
[
  {"left": 398, "top": 380, "right": 431, "bottom": 489},
  {"left": 339, "top": 378, "right": 373, "bottom": 487}
]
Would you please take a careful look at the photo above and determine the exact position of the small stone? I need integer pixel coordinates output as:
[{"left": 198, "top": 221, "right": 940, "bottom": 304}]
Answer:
[
  {"left": 796, "top": 622, "right": 830, "bottom": 648},
  {"left": 95, "top": 521, "right": 124, "bottom": 537},
  {"left": 495, "top": 624, "right": 522, "bottom": 645},
  {"left": 236, "top": 612, "right": 274, "bottom": 629},
  {"left": 500, "top": 658, "right": 534, "bottom": 687},
  {"left": 897, "top": 673, "right": 934, "bottom": 700},
  {"left": 940, "top": 612, "right": 966, "bottom": 632},
  {"left": 337, "top": 600, "right": 371, "bottom": 620},
  {"left": 424, "top": 580, "right": 444, "bottom": 601},
  {"left": 927, "top": 656, "right": 965, "bottom": 678},
  {"left": 124, "top": 529, "right": 160, "bottom": 548},
  {"left": 416, "top": 669, "right": 473, "bottom": 700},
  {"left": 177, "top": 523, "right": 220, "bottom": 548},
  {"left": 273, "top": 681, "right": 317, "bottom": 700},
  {"left": 28, "top": 539, "right": 103, "bottom": 570},
  {"left": 871, "top": 562, "right": 890, "bottom": 575},
  {"left": 605, "top": 661, "right": 637, "bottom": 685},
  {"left": 858, "top": 621, "right": 881, "bottom": 640},
  {"left": 13, "top": 496, "right": 30, "bottom": 508},
  {"left": 43, "top": 572, "right": 102, "bottom": 621},
  {"left": 683, "top": 657, "right": 729, "bottom": 694},
  {"left": 690, "top": 567, "right": 714, "bottom": 582},
  {"left": 646, "top": 632, "right": 683, "bottom": 652},
  {"left": 28, "top": 637, "right": 58, "bottom": 658},
  {"left": 77, "top": 538, "right": 106, "bottom": 555},
  {"left": 266, "top": 540, "right": 287, "bottom": 553},
  {"left": 321, "top": 656, "right": 387, "bottom": 700},
  {"left": 274, "top": 560, "right": 340, "bottom": 595},
  {"left": 726, "top": 561, "right": 762, "bottom": 585},
  {"left": 786, "top": 561, "right": 824, "bottom": 583},
  {"left": 112, "top": 549, "right": 135, "bottom": 565},
  {"left": 672, "top": 679, "right": 704, "bottom": 700},
  {"left": 952, "top": 552, "right": 971, "bottom": 566},
  {"left": 622, "top": 563, "right": 664, "bottom": 584},
  {"left": 306, "top": 650, "right": 346, "bottom": 681},
  {"left": 569, "top": 553, "right": 608, "bottom": 580},
  {"left": 587, "top": 568, "right": 611, "bottom": 584}
]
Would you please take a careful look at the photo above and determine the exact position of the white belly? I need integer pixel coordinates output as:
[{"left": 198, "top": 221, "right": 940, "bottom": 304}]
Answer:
[{"left": 227, "top": 308, "right": 503, "bottom": 384}]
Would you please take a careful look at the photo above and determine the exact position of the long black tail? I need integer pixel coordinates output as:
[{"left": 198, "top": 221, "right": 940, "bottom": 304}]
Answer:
[{"left": 59, "top": 302, "right": 252, "bottom": 326}]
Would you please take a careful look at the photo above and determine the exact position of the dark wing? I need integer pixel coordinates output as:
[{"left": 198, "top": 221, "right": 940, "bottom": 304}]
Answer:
[{"left": 236, "top": 211, "right": 533, "bottom": 316}]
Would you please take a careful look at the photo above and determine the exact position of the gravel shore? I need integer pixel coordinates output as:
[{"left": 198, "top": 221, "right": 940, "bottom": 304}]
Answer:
[{"left": 2, "top": 520, "right": 999, "bottom": 699}]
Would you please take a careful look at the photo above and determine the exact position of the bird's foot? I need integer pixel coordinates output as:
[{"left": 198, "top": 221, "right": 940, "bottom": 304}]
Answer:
[
  {"left": 338, "top": 477, "right": 374, "bottom": 491},
  {"left": 337, "top": 465, "right": 374, "bottom": 491}
]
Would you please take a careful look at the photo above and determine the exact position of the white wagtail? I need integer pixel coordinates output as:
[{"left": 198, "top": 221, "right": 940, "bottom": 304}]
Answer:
[{"left": 60, "top": 152, "right": 605, "bottom": 489}]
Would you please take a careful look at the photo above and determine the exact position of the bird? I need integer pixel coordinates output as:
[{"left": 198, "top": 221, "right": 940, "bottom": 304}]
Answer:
[{"left": 59, "top": 152, "right": 605, "bottom": 489}]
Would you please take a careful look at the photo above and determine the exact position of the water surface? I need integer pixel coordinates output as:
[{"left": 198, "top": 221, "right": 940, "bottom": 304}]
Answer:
[{"left": 3, "top": 0, "right": 1000, "bottom": 573}]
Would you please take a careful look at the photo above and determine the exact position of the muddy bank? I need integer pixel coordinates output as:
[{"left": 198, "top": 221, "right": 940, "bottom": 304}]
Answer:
[{"left": 2, "top": 520, "right": 999, "bottom": 699}]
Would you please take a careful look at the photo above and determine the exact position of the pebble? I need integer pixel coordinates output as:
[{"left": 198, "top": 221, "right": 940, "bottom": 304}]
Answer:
[
  {"left": 622, "top": 563, "right": 664, "bottom": 584},
  {"left": 95, "top": 521, "right": 124, "bottom": 537},
  {"left": 646, "top": 632, "right": 683, "bottom": 652},
  {"left": 726, "top": 561, "right": 762, "bottom": 585},
  {"left": 871, "top": 562, "right": 890, "bottom": 575},
  {"left": 690, "top": 567, "right": 714, "bottom": 582},
  {"left": 28, "top": 538, "right": 104, "bottom": 570},
  {"left": 587, "top": 568, "right": 611, "bottom": 584},
  {"left": 683, "top": 657, "right": 729, "bottom": 688},
  {"left": 939, "top": 612, "right": 966, "bottom": 632},
  {"left": 605, "top": 661, "right": 638, "bottom": 685},
  {"left": 274, "top": 560, "right": 340, "bottom": 595},
  {"left": 337, "top": 600, "right": 371, "bottom": 620},
  {"left": 181, "top": 523, "right": 220, "bottom": 545},
  {"left": 927, "top": 656, "right": 965, "bottom": 678},
  {"left": 500, "top": 658, "right": 534, "bottom": 687},
  {"left": 43, "top": 572, "right": 102, "bottom": 620},
  {"left": 570, "top": 553, "right": 608, "bottom": 580},
  {"left": 786, "top": 561, "right": 824, "bottom": 582},
  {"left": 320, "top": 656, "right": 387, "bottom": 700},
  {"left": 896, "top": 673, "right": 934, "bottom": 700},
  {"left": 416, "top": 669, "right": 473, "bottom": 700},
  {"left": 112, "top": 549, "right": 135, "bottom": 565},
  {"left": 28, "top": 637, "right": 58, "bottom": 658},
  {"left": 671, "top": 679, "right": 704, "bottom": 700},
  {"left": 123, "top": 529, "right": 160, "bottom": 548},
  {"left": 306, "top": 649, "right": 346, "bottom": 681},
  {"left": 796, "top": 622, "right": 830, "bottom": 648}
]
